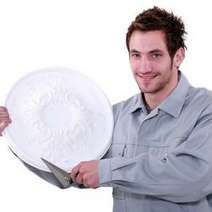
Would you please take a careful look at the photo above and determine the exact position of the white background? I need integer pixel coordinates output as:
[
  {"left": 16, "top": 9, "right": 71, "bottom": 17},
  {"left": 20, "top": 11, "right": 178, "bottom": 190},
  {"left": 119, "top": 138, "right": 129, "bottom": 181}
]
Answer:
[{"left": 0, "top": 0, "right": 212, "bottom": 211}]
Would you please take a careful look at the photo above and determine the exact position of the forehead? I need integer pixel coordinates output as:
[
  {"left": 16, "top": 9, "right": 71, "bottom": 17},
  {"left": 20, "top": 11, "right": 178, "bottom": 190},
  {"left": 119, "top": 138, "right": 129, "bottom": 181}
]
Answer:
[{"left": 129, "top": 30, "right": 168, "bottom": 53}]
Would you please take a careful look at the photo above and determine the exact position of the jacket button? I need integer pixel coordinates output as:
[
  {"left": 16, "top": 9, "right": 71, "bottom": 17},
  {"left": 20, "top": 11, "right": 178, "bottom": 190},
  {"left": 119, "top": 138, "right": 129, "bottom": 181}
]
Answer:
[{"left": 161, "top": 153, "right": 168, "bottom": 163}]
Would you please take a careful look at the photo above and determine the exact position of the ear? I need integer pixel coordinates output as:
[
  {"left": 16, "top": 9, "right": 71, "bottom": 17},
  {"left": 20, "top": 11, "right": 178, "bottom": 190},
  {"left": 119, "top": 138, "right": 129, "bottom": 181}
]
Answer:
[{"left": 173, "top": 47, "right": 185, "bottom": 69}]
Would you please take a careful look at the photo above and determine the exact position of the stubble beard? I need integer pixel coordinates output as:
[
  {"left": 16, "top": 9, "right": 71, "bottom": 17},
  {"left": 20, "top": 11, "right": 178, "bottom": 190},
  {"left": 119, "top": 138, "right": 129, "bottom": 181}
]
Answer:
[{"left": 137, "top": 63, "right": 174, "bottom": 95}]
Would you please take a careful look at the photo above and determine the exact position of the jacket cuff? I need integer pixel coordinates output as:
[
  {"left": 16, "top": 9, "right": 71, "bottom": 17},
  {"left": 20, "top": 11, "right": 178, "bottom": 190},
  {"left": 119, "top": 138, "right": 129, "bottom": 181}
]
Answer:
[{"left": 99, "top": 158, "right": 112, "bottom": 186}]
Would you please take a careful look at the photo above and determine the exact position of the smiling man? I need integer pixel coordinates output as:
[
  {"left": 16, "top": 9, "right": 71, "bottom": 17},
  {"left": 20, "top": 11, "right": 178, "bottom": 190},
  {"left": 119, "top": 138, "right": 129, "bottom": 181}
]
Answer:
[
  {"left": 70, "top": 6, "right": 212, "bottom": 212},
  {"left": 1, "top": 6, "right": 212, "bottom": 212}
]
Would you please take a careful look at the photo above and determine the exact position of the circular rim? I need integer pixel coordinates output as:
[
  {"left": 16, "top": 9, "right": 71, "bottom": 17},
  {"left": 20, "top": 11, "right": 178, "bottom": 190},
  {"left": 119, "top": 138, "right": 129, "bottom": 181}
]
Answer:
[{"left": 4, "top": 67, "right": 113, "bottom": 172}]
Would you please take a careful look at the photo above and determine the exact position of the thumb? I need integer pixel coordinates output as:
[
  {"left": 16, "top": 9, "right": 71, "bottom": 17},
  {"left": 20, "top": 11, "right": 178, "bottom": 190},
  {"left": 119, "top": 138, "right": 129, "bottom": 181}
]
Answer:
[
  {"left": 0, "top": 121, "right": 6, "bottom": 135},
  {"left": 0, "top": 121, "right": 6, "bottom": 128}
]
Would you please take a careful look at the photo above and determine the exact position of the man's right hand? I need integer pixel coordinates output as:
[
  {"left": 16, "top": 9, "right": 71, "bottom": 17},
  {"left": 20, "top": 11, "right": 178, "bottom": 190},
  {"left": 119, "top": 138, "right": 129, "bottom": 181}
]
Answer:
[{"left": 0, "top": 106, "right": 12, "bottom": 136}]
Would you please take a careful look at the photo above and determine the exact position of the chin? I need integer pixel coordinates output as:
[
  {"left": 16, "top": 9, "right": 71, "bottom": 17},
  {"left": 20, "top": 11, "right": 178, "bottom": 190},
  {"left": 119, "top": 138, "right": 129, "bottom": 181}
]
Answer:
[
  {"left": 139, "top": 85, "right": 159, "bottom": 94},
  {"left": 140, "top": 89, "right": 154, "bottom": 94}
]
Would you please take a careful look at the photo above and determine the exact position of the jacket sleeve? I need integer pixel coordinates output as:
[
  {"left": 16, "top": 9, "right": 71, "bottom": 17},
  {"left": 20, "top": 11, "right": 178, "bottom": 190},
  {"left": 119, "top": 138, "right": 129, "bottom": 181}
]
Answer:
[
  {"left": 9, "top": 149, "right": 63, "bottom": 188},
  {"left": 99, "top": 104, "right": 212, "bottom": 203},
  {"left": 100, "top": 102, "right": 121, "bottom": 160}
]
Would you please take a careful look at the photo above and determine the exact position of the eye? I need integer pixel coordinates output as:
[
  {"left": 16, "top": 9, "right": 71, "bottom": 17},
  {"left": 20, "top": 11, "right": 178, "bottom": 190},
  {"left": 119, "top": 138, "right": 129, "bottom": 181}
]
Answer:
[
  {"left": 131, "top": 53, "right": 141, "bottom": 59},
  {"left": 151, "top": 53, "right": 162, "bottom": 59}
]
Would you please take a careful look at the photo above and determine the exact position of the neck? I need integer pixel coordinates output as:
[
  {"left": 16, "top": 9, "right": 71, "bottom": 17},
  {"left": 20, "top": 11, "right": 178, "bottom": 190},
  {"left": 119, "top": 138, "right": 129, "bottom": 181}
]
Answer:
[{"left": 143, "top": 71, "right": 179, "bottom": 111}]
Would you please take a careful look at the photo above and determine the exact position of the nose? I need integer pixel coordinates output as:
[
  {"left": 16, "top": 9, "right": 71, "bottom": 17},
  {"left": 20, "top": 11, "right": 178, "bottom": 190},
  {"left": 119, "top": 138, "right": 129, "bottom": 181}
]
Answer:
[{"left": 137, "top": 56, "right": 153, "bottom": 74}]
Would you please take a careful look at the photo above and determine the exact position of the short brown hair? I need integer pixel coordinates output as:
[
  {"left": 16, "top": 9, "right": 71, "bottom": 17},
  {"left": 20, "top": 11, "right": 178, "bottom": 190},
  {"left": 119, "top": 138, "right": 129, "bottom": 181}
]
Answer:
[{"left": 126, "top": 6, "right": 187, "bottom": 58}]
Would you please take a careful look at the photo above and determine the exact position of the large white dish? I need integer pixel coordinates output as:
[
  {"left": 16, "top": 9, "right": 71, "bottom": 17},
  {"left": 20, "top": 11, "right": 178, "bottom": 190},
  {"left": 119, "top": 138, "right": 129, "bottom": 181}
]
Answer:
[{"left": 4, "top": 67, "right": 113, "bottom": 172}]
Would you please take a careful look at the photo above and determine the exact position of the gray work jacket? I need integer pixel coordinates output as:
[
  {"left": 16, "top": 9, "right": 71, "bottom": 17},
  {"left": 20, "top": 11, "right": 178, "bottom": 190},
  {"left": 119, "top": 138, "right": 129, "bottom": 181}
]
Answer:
[{"left": 99, "top": 73, "right": 212, "bottom": 212}]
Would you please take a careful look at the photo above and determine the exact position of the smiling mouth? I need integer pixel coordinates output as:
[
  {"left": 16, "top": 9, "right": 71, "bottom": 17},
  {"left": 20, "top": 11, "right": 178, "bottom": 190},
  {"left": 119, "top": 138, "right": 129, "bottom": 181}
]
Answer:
[{"left": 136, "top": 74, "right": 157, "bottom": 80}]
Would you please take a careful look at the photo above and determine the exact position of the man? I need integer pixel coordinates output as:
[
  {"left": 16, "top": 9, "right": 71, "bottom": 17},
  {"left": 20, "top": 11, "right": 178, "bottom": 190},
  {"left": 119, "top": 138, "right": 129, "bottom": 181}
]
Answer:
[{"left": 1, "top": 6, "right": 212, "bottom": 212}]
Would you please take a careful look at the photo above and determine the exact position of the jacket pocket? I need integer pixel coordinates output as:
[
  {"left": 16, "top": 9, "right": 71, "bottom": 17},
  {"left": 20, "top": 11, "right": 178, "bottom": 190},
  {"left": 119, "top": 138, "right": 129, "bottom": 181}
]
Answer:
[
  {"left": 111, "top": 142, "right": 127, "bottom": 157},
  {"left": 135, "top": 139, "right": 169, "bottom": 158}
]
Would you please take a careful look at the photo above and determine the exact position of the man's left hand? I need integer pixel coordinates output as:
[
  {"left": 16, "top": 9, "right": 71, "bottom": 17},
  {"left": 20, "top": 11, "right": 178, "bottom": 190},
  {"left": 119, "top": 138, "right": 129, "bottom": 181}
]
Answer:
[{"left": 70, "top": 160, "right": 99, "bottom": 188}]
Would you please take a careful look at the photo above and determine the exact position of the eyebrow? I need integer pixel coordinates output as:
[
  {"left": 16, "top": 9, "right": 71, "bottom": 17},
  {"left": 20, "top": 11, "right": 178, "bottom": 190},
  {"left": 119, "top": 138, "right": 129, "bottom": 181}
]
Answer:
[
  {"left": 129, "top": 49, "right": 140, "bottom": 54},
  {"left": 129, "top": 48, "right": 163, "bottom": 54},
  {"left": 149, "top": 49, "right": 163, "bottom": 54}
]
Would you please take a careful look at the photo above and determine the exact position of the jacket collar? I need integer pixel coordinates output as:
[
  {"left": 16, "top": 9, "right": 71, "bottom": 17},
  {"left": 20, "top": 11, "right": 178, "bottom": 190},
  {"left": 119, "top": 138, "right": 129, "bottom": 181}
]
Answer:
[{"left": 129, "top": 72, "right": 190, "bottom": 118}]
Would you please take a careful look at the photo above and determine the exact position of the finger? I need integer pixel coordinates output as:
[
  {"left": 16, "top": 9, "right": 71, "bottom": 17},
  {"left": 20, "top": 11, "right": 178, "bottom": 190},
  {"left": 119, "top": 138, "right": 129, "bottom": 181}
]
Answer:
[
  {"left": 4, "top": 121, "right": 10, "bottom": 127},
  {"left": 0, "top": 110, "right": 8, "bottom": 116},
  {"left": 0, "top": 117, "right": 10, "bottom": 122},
  {"left": 0, "top": 107, "right": 7, "bottom": 112},
  {"left": 70, "top": 165, "right": 80, "bottom": 182},
  {"left": 0, "top": 112, "right": 10, "bottom": 118},
  {"left": 0, "top": 121, "right": 10, "bottom": 130},
  {"left": 0, "top": 119, "right": 11, "bottom": 125},
  {"left": 0, "top": 113, "right": 9, "bottom": 117},
  {"left": 83, "top": 183, "right": 89, "bottom": 188},
  {"left": 0, "top": 111, "right": 9, "bottom": 114},
  {"left": 2, "top": 117, "right": 12, "bottom": 123},
  {"left": 0, "top": 119, "right": 10, "bottom": 125},
  {"left": 0, "top": 121, "right": 6, "bottom": 128},
  {"left": 82, "top": 174, "right": 90, "bottom": 188},
  {"left": 75, "top": 173, "right": 83, "bottom": 185}
]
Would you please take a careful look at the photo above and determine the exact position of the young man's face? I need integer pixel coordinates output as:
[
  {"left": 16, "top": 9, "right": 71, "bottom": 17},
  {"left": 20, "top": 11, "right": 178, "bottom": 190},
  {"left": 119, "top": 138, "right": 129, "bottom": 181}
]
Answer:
[{"left": 129, "top": 30, "right": 183, "bottom": 94}]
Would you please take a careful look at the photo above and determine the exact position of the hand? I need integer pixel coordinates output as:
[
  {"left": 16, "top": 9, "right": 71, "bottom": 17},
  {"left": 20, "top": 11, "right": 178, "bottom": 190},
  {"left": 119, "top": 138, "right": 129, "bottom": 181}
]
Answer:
[
  {"left": 0, "top": 106, "right": 12, "bottom": 136},
  {"left": 70, "top": 160, "right": 99, "bottom": 188}
]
